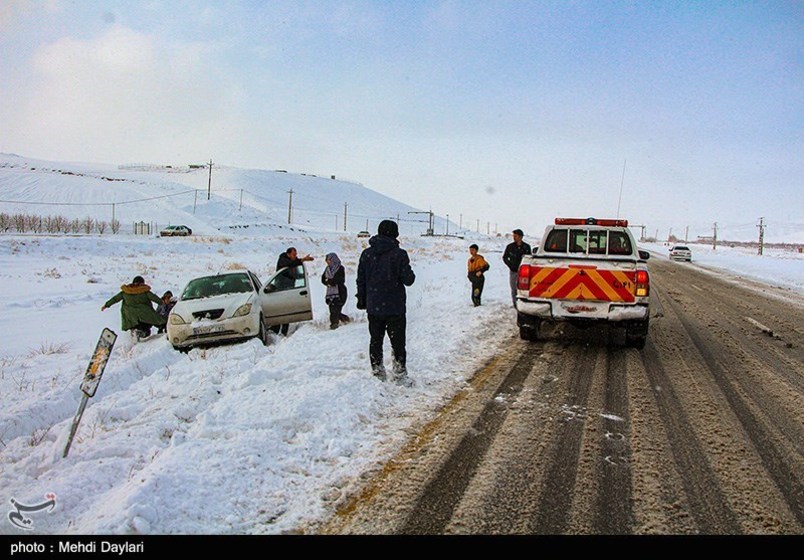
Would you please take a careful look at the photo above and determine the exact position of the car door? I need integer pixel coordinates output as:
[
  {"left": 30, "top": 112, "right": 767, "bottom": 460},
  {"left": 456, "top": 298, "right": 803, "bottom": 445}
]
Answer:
[{"left": 259, "top": 264, "right": 313, "bottom": 326}]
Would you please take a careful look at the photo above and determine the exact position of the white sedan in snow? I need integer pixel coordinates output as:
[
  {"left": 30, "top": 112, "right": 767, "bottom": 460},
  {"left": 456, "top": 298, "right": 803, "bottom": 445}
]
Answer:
[{"left": 167, "top": 266, "right": 313, "bottom": 350}]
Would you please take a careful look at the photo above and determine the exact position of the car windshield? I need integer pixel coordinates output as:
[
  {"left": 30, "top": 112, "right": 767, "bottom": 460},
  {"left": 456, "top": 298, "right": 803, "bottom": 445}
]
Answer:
[{"left": 181, "top": 273, "right": 253, "bottom": 300}]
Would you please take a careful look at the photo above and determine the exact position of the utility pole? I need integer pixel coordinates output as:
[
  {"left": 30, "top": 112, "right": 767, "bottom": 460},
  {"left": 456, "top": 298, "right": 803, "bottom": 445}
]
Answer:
[
  {"left": 713, "top": 222, "right": 718, "bottom": 250},
  {"left": 446, "top": 214, "right": 450, "bottom": 236},
  {"left": 343, "top": 203, "right": 348, "bottom": 232},
  {"left": 287, "top": 189, "right": 294, "bottom": 224},
  {"left": 757, "top": 217, "right": 765, "bottom": 255},
  {"left": 207, "top": 159, "right": 213, "bottom": 200},
  {"left": 239, "top": 189, "right": 243, "bottom": 211},
  {"left": 668, "top": 228, "right": 672, "bottom": 242},
  {"left": 487, "top": 222, "right": 490, "bottom": 235},
  {"left": 685, "top": 226, "right": 689, "bottom": 243},
  {"left": 193, "top": 190, "right": 198, "bottom": 214},
  {"left": 459, "top": 214, "right": 463, "bottom": 230},
  {"left": 477, "top": 219, "right": 480, "bottom": 233}
]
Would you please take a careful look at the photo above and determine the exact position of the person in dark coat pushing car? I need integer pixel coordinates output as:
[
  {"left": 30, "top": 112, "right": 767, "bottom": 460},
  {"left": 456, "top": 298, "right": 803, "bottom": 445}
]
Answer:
[{"left": 356, "top": 220, "right": 415, "bottom": 385}]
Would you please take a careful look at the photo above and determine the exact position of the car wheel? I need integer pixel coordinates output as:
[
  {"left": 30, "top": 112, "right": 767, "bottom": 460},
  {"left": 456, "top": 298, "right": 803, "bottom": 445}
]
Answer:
[{"left": 259, "top": 315, "right": 269, "bottom": 346}]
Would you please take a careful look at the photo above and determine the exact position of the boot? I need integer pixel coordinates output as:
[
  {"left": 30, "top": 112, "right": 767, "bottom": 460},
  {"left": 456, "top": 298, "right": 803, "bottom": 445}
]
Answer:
[
  {"left": 372, "top": 365, "right": 387, "bottom": 382},
  {"left": 391, "top": 362, "right": 413, "bottom": 387}
]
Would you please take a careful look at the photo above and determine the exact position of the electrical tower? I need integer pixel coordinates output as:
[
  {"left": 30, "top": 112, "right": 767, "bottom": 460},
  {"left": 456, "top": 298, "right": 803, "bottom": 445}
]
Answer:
[{"left": 408, "top": 210, "right": 434, "bottom": 235}]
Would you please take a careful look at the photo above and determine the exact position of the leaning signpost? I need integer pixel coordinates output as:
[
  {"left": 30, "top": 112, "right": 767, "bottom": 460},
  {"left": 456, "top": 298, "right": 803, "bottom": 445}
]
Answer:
[{"left": 63, "top": 328, "right": 117, "bottom": 458}]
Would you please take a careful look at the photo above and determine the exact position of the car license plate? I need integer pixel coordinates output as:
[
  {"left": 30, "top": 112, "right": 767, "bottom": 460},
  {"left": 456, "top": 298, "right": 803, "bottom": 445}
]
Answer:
[{"left": 193, "top": 324, "right": 224, "bottom": 335}]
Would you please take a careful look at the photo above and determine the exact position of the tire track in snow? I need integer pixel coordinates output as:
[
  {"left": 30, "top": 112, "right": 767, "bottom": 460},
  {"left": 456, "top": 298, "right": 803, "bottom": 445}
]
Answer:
[
  {"left": 398, "top": 347, "right": 540, "bottom": 534},
  {"left": 639, "top": 338, "right": 742, "bottom": 534},
  {"left": 525, "top": 345, "right": 597, "bottom": 534}
]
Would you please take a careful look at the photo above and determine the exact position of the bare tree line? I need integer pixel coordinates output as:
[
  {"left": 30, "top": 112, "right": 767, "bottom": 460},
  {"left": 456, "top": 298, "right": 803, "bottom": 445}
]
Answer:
[{"left": 0, "top": 213, "right": 121, "bottom": 235}]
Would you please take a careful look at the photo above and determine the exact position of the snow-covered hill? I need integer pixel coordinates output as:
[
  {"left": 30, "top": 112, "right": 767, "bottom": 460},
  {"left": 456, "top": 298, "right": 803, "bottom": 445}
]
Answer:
[{"left": 0, "top": 153, "right": 460, "bottom": 237}]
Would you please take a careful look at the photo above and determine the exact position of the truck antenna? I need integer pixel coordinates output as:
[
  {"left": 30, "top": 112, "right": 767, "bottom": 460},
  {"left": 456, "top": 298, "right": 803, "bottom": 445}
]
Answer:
[{"left": 616, "top": 159, "right": 627, "bottom": 219}]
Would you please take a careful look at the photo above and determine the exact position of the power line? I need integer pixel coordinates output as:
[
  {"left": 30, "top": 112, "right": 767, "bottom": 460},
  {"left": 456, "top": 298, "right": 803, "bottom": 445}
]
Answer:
[{"left": 0, "top": 190, "right": 196, "bottom": 206}]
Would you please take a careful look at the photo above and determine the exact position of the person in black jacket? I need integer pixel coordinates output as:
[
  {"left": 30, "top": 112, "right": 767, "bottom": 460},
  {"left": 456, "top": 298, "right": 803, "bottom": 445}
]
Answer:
[
  {"left": 321, "top": 252, "right": 351, "bottom": 329},
  {"left": 273, "top": 247, "right": 314, "bottom": 335},
  {"left": 502, "top": 229, "right": 532, "bottom": 307},
  {"left": 356, "top": 220, "right": 415, "bottom": 385}
]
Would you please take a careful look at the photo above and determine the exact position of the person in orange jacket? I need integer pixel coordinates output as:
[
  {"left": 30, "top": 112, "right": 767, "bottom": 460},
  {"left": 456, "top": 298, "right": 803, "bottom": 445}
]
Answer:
[{"left": 467, "top": 244, "right": 490, "bottom": 306}]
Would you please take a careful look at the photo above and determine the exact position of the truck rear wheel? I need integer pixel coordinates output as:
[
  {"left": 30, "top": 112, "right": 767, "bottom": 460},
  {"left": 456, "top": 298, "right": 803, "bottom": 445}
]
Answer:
[
  {"left": 625, "top": 318, "right": 649, "bottom": 349},
  {"left": 519, "top": 321, "right": 540, "bottom": 341}
]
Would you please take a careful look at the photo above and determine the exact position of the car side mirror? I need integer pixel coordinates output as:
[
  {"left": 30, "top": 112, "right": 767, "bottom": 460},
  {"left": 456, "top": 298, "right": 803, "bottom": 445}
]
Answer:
[
  {"left": 638, "top": 250, "right": 650, "bottom": 260},
  {"left": 264, "top": 284, "right": 277, "bottom": 294}
]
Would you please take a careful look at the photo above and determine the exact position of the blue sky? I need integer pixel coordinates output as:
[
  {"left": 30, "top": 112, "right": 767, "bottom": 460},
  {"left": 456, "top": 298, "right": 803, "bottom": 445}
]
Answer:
[{"left": 1, "top": 1, "right": 801, "bottom": 241}]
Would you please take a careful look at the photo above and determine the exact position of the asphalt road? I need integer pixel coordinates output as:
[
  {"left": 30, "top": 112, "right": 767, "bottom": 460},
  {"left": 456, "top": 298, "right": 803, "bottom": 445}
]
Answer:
[{"left": 320, "top": 257, "right": 804, "bottom": 535}]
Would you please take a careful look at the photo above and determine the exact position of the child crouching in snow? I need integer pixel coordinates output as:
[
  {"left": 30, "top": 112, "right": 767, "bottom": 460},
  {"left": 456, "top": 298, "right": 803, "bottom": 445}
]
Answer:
[
  {"left": 102, "top": 275, "right": 167, "bottom": 340},
  {"left": 156, "top": 290, "right": 176, "bottom": 333}
]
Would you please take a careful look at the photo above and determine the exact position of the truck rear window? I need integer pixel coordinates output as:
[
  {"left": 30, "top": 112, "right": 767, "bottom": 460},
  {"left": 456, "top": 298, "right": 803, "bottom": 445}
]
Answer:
[
  {"left": 544, "top": 229, "right": 568, "bottom": 252},
  {"left": 609, "top": 231, "right": 632, "bottom": 255},
  {"left": 544, "top": 229, "right": 632, "bottom": 256}
]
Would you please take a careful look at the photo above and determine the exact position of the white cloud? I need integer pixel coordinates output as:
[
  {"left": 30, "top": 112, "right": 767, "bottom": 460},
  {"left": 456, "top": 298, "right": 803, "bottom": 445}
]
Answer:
[{"left": 8, "top": 25, "right": 247, "bottom": 165}]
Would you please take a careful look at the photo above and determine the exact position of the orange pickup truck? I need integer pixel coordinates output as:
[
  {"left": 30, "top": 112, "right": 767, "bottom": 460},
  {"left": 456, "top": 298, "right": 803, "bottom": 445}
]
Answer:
[{"left": 516, "top": 217, "right": 651, "bottom": 348}]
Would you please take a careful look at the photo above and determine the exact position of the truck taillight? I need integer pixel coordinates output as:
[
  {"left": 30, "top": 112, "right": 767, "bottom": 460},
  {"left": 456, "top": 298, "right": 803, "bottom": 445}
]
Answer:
[
  {"left": 518, "top": 265, "right": 531, "bottom": 290},
  {"left": 635, "top": 270, "right": 649, "bottom": 297}
]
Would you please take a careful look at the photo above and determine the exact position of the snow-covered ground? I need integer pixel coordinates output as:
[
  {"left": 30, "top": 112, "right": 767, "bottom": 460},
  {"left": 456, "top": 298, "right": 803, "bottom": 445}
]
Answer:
[
  {"left": 1, "top": 155, "right": 802, "bottom": 534},
  {"left": 0, "top": 232, "right": 514, "bottom": 535}
]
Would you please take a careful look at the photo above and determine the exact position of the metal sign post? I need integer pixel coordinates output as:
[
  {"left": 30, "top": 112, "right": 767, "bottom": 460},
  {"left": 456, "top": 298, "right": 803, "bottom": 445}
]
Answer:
[{"left": 63, "top": 328, "right": 117, "bottom": 458}]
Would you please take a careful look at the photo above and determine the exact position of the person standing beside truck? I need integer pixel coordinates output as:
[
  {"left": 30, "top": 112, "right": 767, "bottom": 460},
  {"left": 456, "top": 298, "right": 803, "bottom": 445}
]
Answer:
[{"left": 502, "top": 229, "right": 532, "bottom": 307}]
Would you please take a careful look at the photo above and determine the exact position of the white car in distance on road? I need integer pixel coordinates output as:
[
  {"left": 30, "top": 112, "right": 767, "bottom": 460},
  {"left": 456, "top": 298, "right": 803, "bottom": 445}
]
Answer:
[{"left": 669, "top": 245, "right": 693, "bottom": 261}]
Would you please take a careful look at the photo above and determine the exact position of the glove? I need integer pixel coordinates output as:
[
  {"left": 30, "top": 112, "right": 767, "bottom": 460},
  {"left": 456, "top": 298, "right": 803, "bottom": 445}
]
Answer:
[{"left": 356, "top": 297, "right": 366, "bottom": 310}]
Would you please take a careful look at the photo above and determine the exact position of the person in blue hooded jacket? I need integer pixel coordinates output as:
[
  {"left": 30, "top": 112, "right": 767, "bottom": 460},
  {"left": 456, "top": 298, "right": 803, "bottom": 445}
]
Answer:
[{"left": 356, "top": 220, "right": 415, "bottom": 385}]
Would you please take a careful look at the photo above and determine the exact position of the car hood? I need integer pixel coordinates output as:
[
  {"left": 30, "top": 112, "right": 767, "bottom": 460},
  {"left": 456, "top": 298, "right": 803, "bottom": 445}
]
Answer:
[{"left": 172, "top": 292, "right": 256, "bottom": 322}]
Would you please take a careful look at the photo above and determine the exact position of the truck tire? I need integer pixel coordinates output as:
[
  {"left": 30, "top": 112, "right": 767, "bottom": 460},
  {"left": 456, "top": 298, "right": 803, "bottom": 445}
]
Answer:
[
  {"left": 519, "top": 321, "right": 540, "bottom": 341},
  {"left": 625, "top": 333, "right": 647, "bottom": 349},
  {"left": 625, "top": 318, "right": 649, "bottom": 349}
]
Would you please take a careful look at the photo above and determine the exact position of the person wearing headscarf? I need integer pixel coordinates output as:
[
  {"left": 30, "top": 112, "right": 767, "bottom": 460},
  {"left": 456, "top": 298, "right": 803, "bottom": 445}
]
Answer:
[
  {"left": 321, "top": 252, "right": 351, "bottom": 329},
  {"left": 102, "top": 275, "right": 166, "bottom": 339}
]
